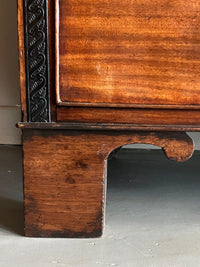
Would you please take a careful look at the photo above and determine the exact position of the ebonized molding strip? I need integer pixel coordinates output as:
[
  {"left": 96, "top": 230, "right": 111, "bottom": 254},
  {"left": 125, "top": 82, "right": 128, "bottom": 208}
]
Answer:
[{"left": 23, "top": 0, "right": 51, "bottom": 122}]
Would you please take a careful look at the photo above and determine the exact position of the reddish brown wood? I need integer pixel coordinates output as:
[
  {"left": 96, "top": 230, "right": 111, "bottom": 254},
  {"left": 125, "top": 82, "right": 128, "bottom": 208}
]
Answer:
[
  {"left": 17, "top": 0, "right": 27, "bottom": 121},
  {"left": 22, "top": 129, "right": 193, "bottom": 237},
  {"left": 48, "top": 0, "right": 57, "bottom": 121},
  {"left": 18, "top": 0, "right": 200, "bottom": 129},
  {"left": 18, "top": 0, "right": 200, "bottom": 239},
  {"left": 18, "top": 122, "right": 200, "bottom": 132},
  {"left": 57, "top": 107, "right": 200, "bottom": 126},
  {"left": 56, "top": 0, "right": 200, "bottom": 108}
]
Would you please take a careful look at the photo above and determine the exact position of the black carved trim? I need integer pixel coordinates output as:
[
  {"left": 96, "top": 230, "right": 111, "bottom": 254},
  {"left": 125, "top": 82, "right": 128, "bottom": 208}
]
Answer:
[{"left": 23, "top": 0, "right": 51, "bottom": 122}]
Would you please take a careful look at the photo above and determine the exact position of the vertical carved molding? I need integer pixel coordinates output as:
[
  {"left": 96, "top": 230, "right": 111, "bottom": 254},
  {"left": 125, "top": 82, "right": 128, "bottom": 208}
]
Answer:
[{"left": 23, "top": 0, "right": 51, "bottom": 122}]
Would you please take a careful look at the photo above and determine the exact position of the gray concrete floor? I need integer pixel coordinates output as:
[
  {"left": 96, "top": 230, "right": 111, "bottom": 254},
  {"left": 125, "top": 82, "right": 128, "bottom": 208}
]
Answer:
[{"left": 0, "top": 146, "right": 200, "bottom": 266}]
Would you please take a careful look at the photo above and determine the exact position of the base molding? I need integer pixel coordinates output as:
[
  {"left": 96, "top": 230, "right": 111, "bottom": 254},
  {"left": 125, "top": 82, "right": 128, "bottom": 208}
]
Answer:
[{"left": 18, "top": 122, "right": 200, "bottom": 132}]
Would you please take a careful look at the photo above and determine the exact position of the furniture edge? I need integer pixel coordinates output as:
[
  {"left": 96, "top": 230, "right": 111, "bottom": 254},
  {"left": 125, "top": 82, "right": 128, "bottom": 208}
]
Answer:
[{"left": 17, "top": 122, "right": 200, "bottom": 132}]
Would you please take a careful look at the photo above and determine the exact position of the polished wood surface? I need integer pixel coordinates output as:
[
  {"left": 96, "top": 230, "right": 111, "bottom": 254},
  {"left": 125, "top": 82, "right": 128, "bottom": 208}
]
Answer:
[
  {"left": 17, "top": 0, "right": 27, "bottom": 121},
  {"left": 49, "top": 0, "right": 57, "bottom": 121},
  {"left": 57, "top": 107, "right": 200, "bottom": 126},
  {"left": 18, "top": 0, "right": 200, "bottom": 127},
  {"left": 22, "top": 129, "right": 193, "bottom": 237},
  {"left": 56, "top": 0, "right": 200, "bottom": 108},
  {"left": 18, "top": 0, "right": 200, "bottom": 239},
  {"left": 17, "top": 122, "right": 200, "bottom": 132}
]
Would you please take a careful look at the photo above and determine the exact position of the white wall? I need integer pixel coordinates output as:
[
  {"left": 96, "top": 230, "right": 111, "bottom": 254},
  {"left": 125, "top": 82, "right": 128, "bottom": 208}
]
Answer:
[
  {"left": 0, "top": 0, "right": 200, "bottom": 149},
  {"left": 0, "top": 0, "right": 21, "bottom": 144}
]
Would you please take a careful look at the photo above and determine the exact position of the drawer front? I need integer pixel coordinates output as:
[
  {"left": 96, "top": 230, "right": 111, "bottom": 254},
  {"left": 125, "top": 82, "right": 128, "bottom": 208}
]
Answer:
[{"left": 56, "top": 0, "right": 200, "bottom": 108}]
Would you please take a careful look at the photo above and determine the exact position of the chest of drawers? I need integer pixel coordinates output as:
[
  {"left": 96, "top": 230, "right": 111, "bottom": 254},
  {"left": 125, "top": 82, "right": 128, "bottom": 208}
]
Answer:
[{"left": 18, "top": 0, "right": 198, "bottom": 237}]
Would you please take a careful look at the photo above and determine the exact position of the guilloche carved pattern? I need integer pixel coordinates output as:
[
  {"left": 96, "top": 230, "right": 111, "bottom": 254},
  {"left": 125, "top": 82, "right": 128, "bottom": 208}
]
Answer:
[{"left": 23, "top": 0, "right": 51, "bottom": 122}]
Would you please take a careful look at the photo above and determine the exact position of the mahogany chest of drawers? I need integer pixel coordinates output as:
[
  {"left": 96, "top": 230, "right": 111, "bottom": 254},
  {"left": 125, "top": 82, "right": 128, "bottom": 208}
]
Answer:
[{"left": 18, "top": 0, "right": 199, "bottom": 237}]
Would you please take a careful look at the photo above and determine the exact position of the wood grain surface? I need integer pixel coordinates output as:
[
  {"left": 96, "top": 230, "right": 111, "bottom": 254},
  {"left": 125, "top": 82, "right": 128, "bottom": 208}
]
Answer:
[
  {"left": 49, "top": 0, "right": 57, "bottom": 121},
  {"left": 23, "top": 129, "right": 193, "bottom": 237},
  {"left": 17, "top": 0, "right": 27, "bottom": 121},
  {"left": 18, "top": 122, "right": 200, "bottom": 132},
  {"left": 56, "top": 0, "right": 200, "bottom": 108},
  {"left": 57, "top": 107, "right": 200, "bottom": 126}
]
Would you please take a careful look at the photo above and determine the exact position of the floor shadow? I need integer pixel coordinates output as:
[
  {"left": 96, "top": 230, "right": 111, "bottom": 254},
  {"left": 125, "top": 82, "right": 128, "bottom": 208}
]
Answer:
[
  {"left": 107, "top": 149, "right": 200, "bottom": 189},
  {"left": 106, "top": 149, "right": 200, "bottom": 231},
  {"left": 0, "top": 196, "right": 24, "bottom": 236},
  {"left": 0, "top": 145, "right": 24, "bottom": 236}
]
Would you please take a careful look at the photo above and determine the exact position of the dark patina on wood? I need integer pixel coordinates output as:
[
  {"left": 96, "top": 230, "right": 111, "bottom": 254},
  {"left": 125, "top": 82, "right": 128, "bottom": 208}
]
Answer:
[
  {"left": 23, "top": 0, "right": 51, "bottom": 122},
  {"left": 18, "top": 122, "right": 200, "bottom": 132},
  {"left": 22, "top": 129, "right": 193, "bottom": 237}
]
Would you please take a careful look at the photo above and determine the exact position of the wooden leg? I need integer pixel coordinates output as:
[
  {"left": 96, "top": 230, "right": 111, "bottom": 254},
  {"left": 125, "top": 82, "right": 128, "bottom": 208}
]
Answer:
[{"left": 22, "top": 130, "right": 194, "bottom": 237}]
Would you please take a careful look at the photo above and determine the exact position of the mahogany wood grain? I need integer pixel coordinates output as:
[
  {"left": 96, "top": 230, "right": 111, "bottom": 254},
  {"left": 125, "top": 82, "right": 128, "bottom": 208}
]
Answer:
[
  {"left": 22, "top": 129, "right": 193, "bottom": 237},
  {"left": 56, "top": 0, "right": 200, "bottom": 108},
  {"left": 49, "top": 0, "right": 57, "bottom": 121},
  {"left": 18, "top": 0, "right": 200, "bottom": 239},
  {"left": 57, "top": 107, "right": 200, "bottom": 126},
  {"left": 17, "top": 0, "right": 27, "bottom": 121}
]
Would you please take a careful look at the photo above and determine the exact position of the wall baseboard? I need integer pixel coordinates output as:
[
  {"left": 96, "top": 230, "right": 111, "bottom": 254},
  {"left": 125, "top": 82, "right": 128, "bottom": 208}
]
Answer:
[{"left": 0, "top": 107, "right": 21, "bottom": 144}]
